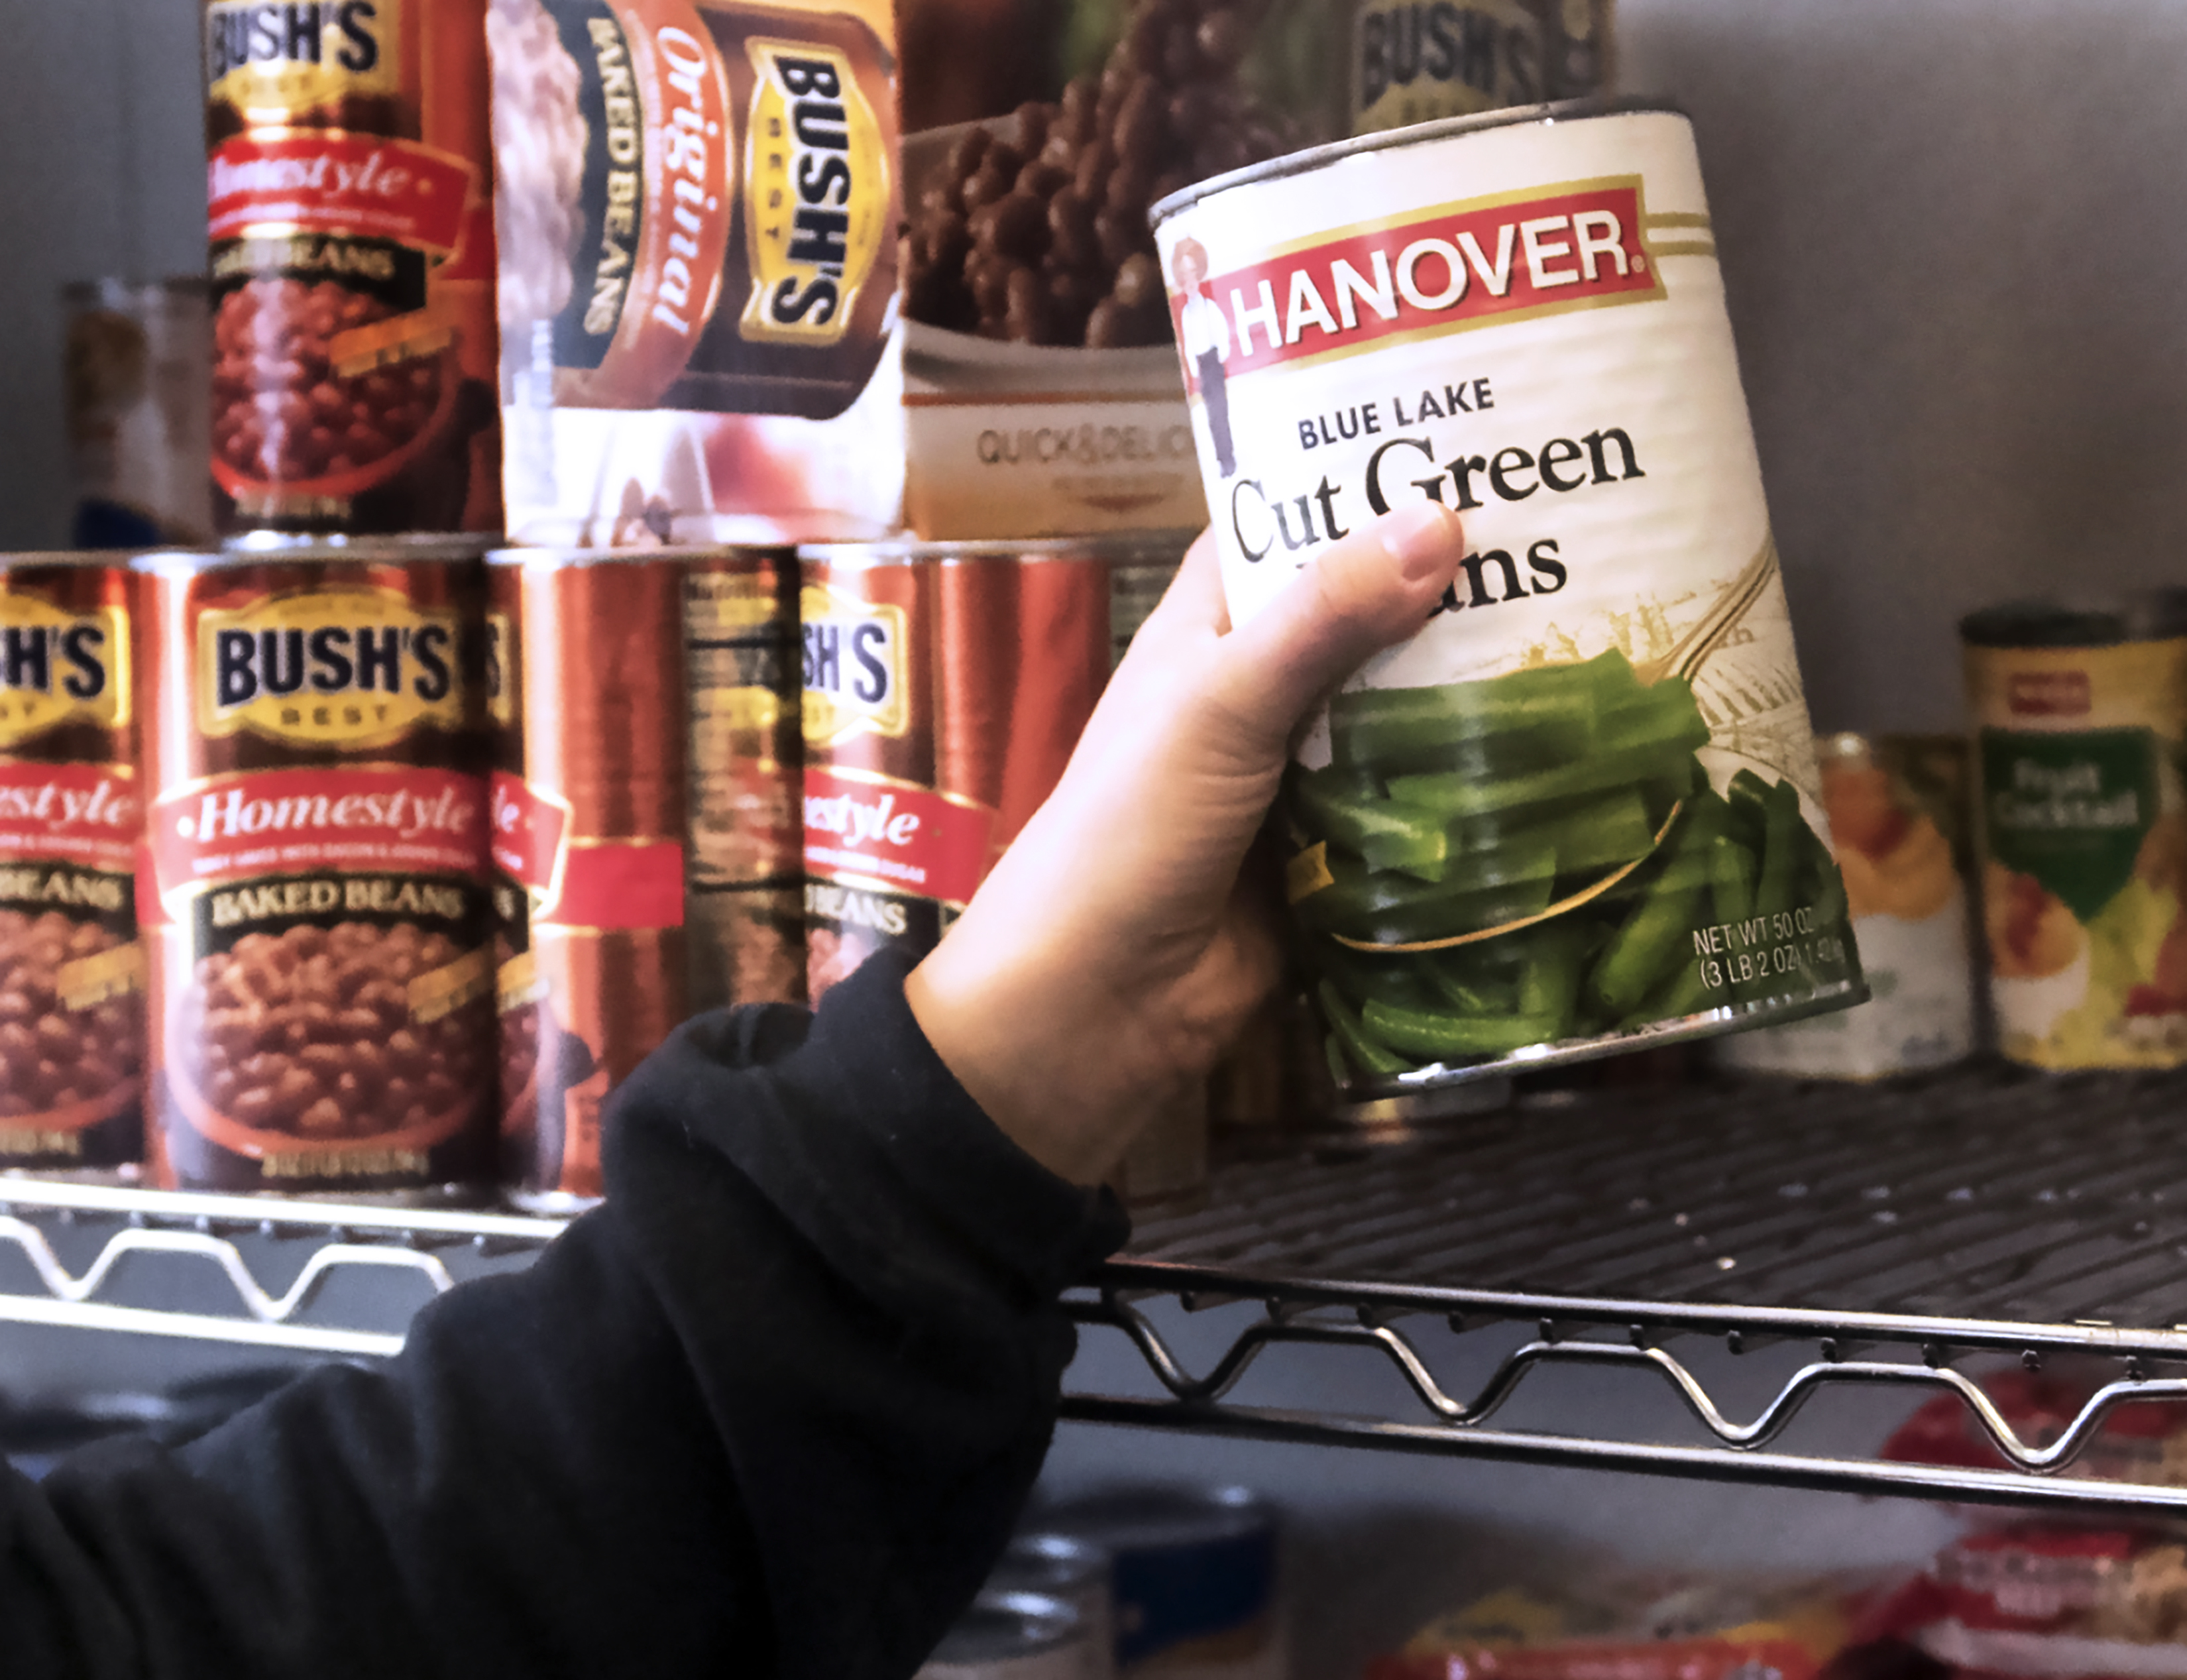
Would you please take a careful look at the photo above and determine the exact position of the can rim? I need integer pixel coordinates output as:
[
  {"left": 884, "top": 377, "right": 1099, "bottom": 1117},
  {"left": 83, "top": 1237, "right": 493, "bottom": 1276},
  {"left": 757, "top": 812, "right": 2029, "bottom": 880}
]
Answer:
[
  {"left": 61, "top": 276, "right": 209, "bottom": 303},
  {"left": 932, "top": 1593, "right": 1083, "bottom": 1662},
  {"left": 485, "top": 545, "right": 789, "bottom": 568},
  {"left": 150, "top": 533, "right": 498, "bottom": 569},
  {"left": 799, "top": 531, "right": 1200, "bottom": 565},
  {"left": 0, "top": 551, "right": 150, "bottom": 568},
  {"left": 1959, "top": 592, "right": 2187, "bottom": 648},
  {"left": 1038, "top": 1483, "right": 1276, "bottom": 1545},
  {"left": 1149, "top": 96, "right": 1687, "bottom": 227}
]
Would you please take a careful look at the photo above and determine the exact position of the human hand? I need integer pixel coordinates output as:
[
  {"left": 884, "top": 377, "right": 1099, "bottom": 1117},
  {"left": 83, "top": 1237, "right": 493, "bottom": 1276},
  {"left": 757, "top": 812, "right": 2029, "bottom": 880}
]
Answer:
[{"left": 905, "top": 503, "right": 1467, "bottom": 1186}]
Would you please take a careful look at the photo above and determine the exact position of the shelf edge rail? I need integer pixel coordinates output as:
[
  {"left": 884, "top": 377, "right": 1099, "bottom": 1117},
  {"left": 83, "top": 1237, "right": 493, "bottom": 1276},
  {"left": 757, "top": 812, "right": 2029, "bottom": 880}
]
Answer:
[{"left": 1060, "top": 1257, "right": 2187, "bottom": 1513}]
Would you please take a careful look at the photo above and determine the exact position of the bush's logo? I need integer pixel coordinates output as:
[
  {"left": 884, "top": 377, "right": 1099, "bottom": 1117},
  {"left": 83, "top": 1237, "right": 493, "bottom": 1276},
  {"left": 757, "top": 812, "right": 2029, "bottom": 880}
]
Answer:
[
  {"left": 800, "top": 582, "right": 905, "bottom": 746},
  {"left": 0, "top": 593, "right": 128, "bottom": 748},
  {"left": 197, "top": 586, "right": 464, "bottom": 746},
  {"left": 205, "top": 0, "right": 399, "bottom": 113},
  {"left": 740, "top": 40, "right": 889, "bottom": 346},
  {"left": 1164, "top": 178, "right": 1669, "bottom": 380}
]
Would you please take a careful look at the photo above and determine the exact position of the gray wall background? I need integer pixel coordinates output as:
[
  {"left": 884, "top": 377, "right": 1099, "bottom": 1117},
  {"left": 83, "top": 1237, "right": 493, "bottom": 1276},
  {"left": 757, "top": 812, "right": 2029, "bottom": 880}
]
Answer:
[{"left": 1, "top": 1, "right": 2182, "bottom": 1671}]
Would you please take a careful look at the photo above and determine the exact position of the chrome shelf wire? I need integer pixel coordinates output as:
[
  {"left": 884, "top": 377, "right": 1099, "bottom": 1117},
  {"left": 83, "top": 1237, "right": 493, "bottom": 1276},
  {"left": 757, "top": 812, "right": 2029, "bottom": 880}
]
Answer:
[
  {"left": 1058, "top": 1064, "right": 2187, "bottom": 1510},
  {"left": 0, "top": 1178, "right": 567, "bottom": 1358}
]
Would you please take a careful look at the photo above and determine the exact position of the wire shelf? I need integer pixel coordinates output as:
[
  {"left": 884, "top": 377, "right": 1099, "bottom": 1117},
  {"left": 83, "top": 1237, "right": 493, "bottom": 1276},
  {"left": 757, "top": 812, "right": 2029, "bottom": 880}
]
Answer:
[{"left": 1060, "top": 1062, "right": 2187, "bottom": 1510}]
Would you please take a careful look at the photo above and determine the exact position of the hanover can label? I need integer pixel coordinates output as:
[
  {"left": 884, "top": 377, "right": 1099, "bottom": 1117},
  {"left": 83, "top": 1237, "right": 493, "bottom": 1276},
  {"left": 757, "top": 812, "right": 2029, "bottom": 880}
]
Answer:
[
  {"left": 135, "top": 543, "right": 496, "bottom": 1193},
  {"left": 1152, "top": 105, "right": 1863, "bottom": 1093},
  {"left": 0, "top": 558, "right": 144, "bottom": 1170}
]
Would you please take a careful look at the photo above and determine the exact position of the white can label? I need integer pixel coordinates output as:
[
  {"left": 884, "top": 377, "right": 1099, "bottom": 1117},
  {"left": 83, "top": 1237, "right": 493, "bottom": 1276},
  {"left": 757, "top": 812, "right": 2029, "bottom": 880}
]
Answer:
[{"left": 1156, "top": 109, "right": 1864, "bottom": 1087}]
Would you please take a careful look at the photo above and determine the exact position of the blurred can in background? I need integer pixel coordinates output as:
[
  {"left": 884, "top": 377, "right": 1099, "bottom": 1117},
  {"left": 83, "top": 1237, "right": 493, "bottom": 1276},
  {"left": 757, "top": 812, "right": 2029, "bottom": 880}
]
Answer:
[
  {"left": 1716, "top": 734, "right": 1977, "bottom": 1079},
  {"left": 799, "top": 533, "right": 1186, "bottom": 1004},
  {"left": 489, "top": 548, "right": 690, "bottom": 1208},
  {"left": 1962, "top": 598, "right": 2187, "bottom": 1070},
  {"left": 919, "top": 1592, "right": 1092, "bottom": 1680},
  {"left": 1351, "top": 0, "right": 1616, "bottom": 135},
  {"left": 1039, "top": 1486, "right": 1285, "bottom": 1680},
  {"left": 990, "top": 1533, "right": 1116, "bottom": 1680},
  {"left": 685, "top": 551, "right": 805, "bottom": 1013},
  {"left": 62, "top": 280, "right": 213, "bottom": 548}
]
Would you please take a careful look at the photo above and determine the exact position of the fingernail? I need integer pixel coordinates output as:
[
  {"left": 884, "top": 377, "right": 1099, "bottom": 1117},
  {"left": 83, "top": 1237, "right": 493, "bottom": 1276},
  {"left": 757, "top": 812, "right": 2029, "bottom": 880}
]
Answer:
[{"left": 1380, "top": 502, "right": 1461, "bottom": 581}]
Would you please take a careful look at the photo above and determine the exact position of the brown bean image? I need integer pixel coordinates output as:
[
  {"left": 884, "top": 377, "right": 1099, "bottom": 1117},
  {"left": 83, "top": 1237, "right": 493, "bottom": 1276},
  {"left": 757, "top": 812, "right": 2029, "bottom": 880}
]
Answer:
[
  {"left": 901, "top": 0, "right": 1299, "bottom": 349},
  {"left": 176, "top": 921, "right": 488, "bottom": 1140},
  {"left": 211, "top": 279, "right": 446, "bottom": 483},
  {"left": 0, "top": 911, "right": 139, "bottom": 1120}
]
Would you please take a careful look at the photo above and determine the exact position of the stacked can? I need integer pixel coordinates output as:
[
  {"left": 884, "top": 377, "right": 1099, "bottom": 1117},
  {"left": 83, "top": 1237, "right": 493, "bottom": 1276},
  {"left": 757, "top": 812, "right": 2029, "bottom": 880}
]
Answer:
[
  {"left": 488, "top": 548, "right": 694, "bottom": 1210},
  {"left": 1716, "top": 734, "right": 1978, "bottom": 1080},
  {"left": 685, "top": 553, "right": 806, "bottom": 1014},
  {"left": 918, "top": 1593, "right": 1092, "bottom": 1680},
  {"left": 135, "top": 537, "right": 496, "bottom": 1196},
  {"left": 203, "top": 0, "right": 500, "bottom": 536},
  {"left": 798, "top": 535, "right": 1187, "bottom": 1001},
  {"left": 1963, "top": 597, "right": 2187, "bottom": 1070},
  {"left": 0, "top": 555, "right": 144, "bottom": 1173}
]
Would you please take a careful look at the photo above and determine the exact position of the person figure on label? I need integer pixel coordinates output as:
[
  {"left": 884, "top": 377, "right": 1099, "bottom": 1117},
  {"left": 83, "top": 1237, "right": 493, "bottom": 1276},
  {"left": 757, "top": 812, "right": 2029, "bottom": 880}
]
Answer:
[{"left": 1172, "top": 238, "right": 1235, "bottom": 478}]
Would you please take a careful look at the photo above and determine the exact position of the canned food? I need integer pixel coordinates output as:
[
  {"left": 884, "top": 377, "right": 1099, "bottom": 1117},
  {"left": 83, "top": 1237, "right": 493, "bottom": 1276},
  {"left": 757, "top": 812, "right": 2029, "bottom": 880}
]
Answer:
[
  {"left": 489, "top": 548, "right": 692, "bottom": 1207},
  {"left": 487, "top": 0, "right": 897, "bottom": 419},
  {"left": 0, "top": 555, "right": 144, "bottom": 1172},
  {"left": 1151, "top": 103, "right": 1864, "bottom": 1097},
  {"left": 205, "top": 0, "right": 500, "bottom": 535},
  {"left": 799, "top": 535, "right": 1186, "bottom": 1003},
  {"left": 1041, "top": 1487, "right": 1284, "bottom": 1680},
  {"left": 1962, "top": 598, "right": 2187, "bottom": 1070},
  {"left": 1718, "top": 734, "right": 1978, "bottom": 1080},
  {"left": 62, "top": 279, "right": 214, "bottom": 547},
  {"left": 1351, "top": 1, "right": 1615, "bottom": 136},
  {"left": 993, "top": 1534, "right": 1117, "bottom": 1680},
  {"left": 683, "top": 549, "right": 805, "bottom": 1010},
  {"left": 136, "top": 539, "right": 495, "bottom": 1194},
  {"left": 921, "top": 1592, "right": 1090, "bottom": 1680}
]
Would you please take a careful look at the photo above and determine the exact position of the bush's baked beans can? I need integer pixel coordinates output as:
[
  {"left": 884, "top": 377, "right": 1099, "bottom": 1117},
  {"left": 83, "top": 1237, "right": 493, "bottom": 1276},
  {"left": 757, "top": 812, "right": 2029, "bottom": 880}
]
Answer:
[
  {"left": 798, "top": 535, "right": 1186, "bottom": 1003},
  {"left": 135, "top": 537, "right": 496, "bottom": 1196},
  {"left": 0, "top": 556, "right": 145, "bottom": 1174},
  {"left": 1716, "top": 733, "right": 1978, "bottom": 1080},
  {"left": 1150, "top": 103, "right": 1864, "bottom": 1097},
  {"left": 1962, "top": 598, "right": 2187, "bottom": 1071},
  {"left": 205, "top": 0, "right": 501, "bottom": 537},
  {"left": 683, "top": 549, "right": 805, "bottom": 1011},
  {"left": 486, "top": 0, "right": 897, "bottom": 418},
  {"left": 488, "top": 548, "right": 691, "bottom": 1209}
]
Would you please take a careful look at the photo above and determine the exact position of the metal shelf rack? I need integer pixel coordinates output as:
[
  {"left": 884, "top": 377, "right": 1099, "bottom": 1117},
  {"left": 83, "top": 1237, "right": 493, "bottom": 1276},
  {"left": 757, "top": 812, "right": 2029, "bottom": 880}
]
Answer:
[
  {"left": 1058, "top": 1062, "right": 2187, "bottom": 1512},
  {"left": 9, "top": 1064, "right": 2187, "bottom": 1508}
]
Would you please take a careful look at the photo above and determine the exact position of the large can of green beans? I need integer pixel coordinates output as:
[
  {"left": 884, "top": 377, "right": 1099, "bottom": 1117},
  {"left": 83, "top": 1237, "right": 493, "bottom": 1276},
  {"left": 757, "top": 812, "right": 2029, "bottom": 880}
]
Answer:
[{"left": 1150, "top": 102, "right": 1865, "bottom": 1093}]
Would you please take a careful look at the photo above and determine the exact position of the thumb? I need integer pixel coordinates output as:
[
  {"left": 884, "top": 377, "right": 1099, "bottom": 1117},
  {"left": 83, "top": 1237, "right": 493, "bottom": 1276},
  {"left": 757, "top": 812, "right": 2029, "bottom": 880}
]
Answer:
[{"left": 1202, "top": 502, "right": 1466, "bottom": 757}]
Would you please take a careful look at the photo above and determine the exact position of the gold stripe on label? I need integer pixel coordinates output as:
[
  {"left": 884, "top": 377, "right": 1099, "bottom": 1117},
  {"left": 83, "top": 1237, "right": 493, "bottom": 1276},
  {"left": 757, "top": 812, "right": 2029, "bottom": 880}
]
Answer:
[
  {"left": 496, "top": 948, "right": 544, "bottom": 1012},
  {"left": 330, "top": 309, "right": 455, "bottom": 379},
  {"left": 1648, "top": 241, "right": 1719, "bottom": 259},
  {"left": 1644, "top": 211, "right": 1712, "bottom": 230},
  {"left": 410, "top": 947, "right": 493, "bottom": 1024},
  {"left": 59, "top": 943, "right": 144, "bottom": 1012}
]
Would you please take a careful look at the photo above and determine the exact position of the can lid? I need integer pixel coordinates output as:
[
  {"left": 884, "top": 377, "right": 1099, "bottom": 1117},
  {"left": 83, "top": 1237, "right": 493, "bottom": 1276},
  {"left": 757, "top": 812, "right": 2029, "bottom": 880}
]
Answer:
[
  {"left": 997, "top": 1532, "right": 1113, "bottom": 1595},
  {"left": 0, "top": 550, "right": 146, "bottom": 569},
  {"left": 1959, "top": 592, "right": 2187, "bottom": 648},
  {"left": 486, "top": 544, "right": 783, "bottom": 568},
  {"left": 799, "top": 532, "right": 1198, "bottom": 567},
  {"left": 1149, "top": 97, "right": 1685, "bottom": 228},
  {"left": 1037, "top": 1485, "right": 1275, "bottom": 1551},
  {"left": 144, "top": 532, "right": 497, "bottom": 569},
  {"left": 925, "top": 1593, "right": 1082, "bottom": 1666}
]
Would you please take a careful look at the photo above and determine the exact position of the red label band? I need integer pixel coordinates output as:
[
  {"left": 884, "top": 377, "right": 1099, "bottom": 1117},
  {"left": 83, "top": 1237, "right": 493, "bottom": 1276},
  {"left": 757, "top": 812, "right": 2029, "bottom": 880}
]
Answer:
[
  {"left": 0, "top": 762, "right": 139, "bottom": 875},
  {"left": 208, "top": 134, "right": 478, "bottom": 254},
  {"left": 149, "top": 767, "right": 490, "bottom": 903},
  {"left": 492, "top": 773, "right": 684, "bottom": 929},
  {"left": 803, "top": 769, "right": 996, "bottom": 909},
  {"left": 1172, "top": 185, "right": 1657, "bottom": 377}
]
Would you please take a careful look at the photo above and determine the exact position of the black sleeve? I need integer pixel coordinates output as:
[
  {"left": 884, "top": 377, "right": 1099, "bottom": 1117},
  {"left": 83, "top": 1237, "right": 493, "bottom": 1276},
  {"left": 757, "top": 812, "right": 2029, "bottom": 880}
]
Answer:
[{"left": 1, "top": 951, "right": 1129, "bottom": 1680}]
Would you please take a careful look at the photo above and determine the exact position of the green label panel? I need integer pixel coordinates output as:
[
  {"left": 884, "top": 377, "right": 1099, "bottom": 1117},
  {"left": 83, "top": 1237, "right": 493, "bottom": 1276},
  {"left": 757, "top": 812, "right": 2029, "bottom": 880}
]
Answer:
[{"left": 1980, "top": 728, "right": 2155, "bottom": 921}]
